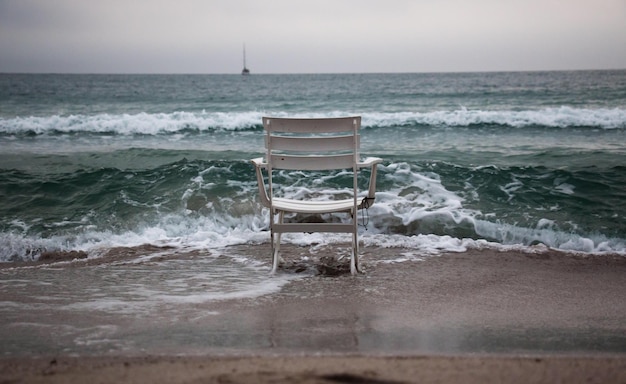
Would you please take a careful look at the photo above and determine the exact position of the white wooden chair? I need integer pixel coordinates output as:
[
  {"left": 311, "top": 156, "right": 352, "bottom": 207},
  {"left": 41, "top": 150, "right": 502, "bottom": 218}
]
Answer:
[{"left": 251, "top": 116, "right": 382, "bottom": 274}]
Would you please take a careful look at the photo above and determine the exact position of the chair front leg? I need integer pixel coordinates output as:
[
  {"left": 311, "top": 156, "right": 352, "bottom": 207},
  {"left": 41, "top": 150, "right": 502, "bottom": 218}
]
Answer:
[
  {"left": 350, "top": 230, "right": 360, "bottom": 275},
  {"left": 270, "top": 210, "right": 284, "bottom": 274}
]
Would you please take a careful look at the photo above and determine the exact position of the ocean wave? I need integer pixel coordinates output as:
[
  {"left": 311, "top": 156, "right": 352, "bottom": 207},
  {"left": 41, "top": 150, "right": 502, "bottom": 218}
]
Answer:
[
  {"left": 1, "top": 107, "right": 624, "bottom": 136},
  {"left": 363, "top": 107, "right": 626, "bottom": 130},
  {"left": 2, "top": 215, "right": 625, "bottom": 263},
  {"left": 0, "top": 111, "right": 265, "bottom": 136},
  {"left": 2, "top": 158, "right": 625, "bottom": 262}
]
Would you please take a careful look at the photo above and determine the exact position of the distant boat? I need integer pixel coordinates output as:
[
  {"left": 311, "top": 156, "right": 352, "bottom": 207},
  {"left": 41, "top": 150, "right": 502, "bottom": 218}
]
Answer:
[{"left": 241, "top": 44, "right": 250, "bottom": 75}]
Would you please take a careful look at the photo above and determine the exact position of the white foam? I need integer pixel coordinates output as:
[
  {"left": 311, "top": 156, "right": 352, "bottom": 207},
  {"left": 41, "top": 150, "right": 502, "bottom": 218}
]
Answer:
[
  {"left": 472, "top": 218, "right": 626, "bottom": 254},
  {"left": 362, "top": 233, "right": 468, "bottom": 254},
  {"left": 363, "top": 107, "right": 626, "bottom": 129},
  {"left": 554, "top": 183, "right": 576, "bottom": 195},
  {"left": 1, "top": 107, "right": 624, "bottom": 137},
  {"left": 73, "top": 325, "right": 120, "bottom": 347},
  {"left": 0, "top": 111, "right": 264, "bottom": 136}
]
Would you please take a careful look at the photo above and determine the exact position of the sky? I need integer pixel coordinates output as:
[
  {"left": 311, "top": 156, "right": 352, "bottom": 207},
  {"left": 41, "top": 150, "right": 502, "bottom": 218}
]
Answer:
[{"left": 0, "top": 0, "right": 625, "bottom": 74}]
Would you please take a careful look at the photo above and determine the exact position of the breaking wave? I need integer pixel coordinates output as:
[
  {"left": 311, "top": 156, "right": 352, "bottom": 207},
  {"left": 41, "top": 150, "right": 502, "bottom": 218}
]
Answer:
[
  {"left": 1, "top": 107, "right": 624, "bottom": 137},
  {"left": 1, "top": 158, "right": 625, "bottom": 262}
]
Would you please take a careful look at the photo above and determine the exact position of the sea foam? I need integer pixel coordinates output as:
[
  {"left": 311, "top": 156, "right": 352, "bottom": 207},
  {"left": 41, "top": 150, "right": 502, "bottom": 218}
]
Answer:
[{"left": 1, "top": 107, "right": 624, "bottom": 136}]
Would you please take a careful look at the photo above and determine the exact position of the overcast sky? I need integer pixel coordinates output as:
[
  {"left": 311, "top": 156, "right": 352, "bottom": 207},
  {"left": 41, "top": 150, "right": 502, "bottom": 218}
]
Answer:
[{"left": 1, "top": 0, "right": 625, "bottom": 74}]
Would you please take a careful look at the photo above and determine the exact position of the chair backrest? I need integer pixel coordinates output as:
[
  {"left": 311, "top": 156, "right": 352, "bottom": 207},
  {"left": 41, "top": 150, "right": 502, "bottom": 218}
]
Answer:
[
  {"left": 263, "top": 116, "right": 361, "bottom": 202},
  {"left": 263, "top": 116, "right": 360, "bottom": 171}
]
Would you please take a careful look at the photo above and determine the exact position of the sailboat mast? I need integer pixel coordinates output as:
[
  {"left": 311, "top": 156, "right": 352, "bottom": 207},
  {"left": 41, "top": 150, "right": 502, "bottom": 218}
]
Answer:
[{"left": 241, "top": 44, "right": 250, "bottom": 75}]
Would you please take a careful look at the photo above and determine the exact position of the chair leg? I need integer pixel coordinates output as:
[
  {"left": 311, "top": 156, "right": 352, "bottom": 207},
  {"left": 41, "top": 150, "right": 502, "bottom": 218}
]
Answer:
[
  {"left": 270, "top": 211, "right": 284, "bottom": 274},
  {"left": 350, "top": 230, "right": 360, "bottom": 275},
  {"left": 271, "top": 242, "right": 280, "bottom": 274}
]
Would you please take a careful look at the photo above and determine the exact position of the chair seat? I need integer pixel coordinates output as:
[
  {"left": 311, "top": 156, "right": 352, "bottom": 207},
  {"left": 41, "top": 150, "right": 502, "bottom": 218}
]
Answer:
[{"left": 272, "top": 197, "right": 357, "bottom": 214}]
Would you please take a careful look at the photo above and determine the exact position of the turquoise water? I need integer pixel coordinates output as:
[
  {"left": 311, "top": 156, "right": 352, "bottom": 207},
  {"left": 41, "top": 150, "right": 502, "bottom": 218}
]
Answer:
[{"left": 1, "top": 71, "right": 626, "bottom": 261}]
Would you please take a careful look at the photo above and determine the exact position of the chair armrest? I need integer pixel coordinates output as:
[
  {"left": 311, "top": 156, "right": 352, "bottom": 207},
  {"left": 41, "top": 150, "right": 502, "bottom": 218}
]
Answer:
[
  {"left": 251, "top": 157, "right": 268, "bottom": 169},
  {"left": 250, "top": 157, "right": 271, "bottom": 208},
  {"left": 357, "top": 157, "right": 382, "bottom": 201},
  {"left": 357, "top": 157, "right": 383, "bottom": 169}
]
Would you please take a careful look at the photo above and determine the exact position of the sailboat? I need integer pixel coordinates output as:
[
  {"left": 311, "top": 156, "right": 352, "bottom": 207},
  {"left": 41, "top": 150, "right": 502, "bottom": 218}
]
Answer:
[{"left": 241, "top": 44, "right": 250, "bottom": 75}]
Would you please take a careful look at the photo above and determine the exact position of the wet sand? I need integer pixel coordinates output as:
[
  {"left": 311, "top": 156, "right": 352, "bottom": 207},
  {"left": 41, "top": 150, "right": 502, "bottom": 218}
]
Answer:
[
  {"left": 2, "top": 354, "right": 625, "bottom": 384},
  {"left": 1, "top": 245, "right": 625, "bottom": 382}
]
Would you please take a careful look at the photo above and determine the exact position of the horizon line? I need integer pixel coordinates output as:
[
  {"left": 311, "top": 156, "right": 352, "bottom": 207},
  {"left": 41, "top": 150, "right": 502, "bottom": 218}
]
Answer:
[{"left": 1, "top": 67, "right": 625, "bottom": 76}]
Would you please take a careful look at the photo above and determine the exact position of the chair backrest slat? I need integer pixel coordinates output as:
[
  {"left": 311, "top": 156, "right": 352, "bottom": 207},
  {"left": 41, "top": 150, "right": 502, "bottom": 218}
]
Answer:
[
  {"left": 270, "top": 154, "right": 354, "bottom": 170},
  {"left": 266, "top": 135, "right": 359, "bottom": 152},
  {"left": 264, "top": 116, "right": 358, "bottom": 133}
]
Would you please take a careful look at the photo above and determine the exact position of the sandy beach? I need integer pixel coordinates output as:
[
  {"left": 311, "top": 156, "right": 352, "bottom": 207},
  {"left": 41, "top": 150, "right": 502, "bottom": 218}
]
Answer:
[
  {"left": 1, "top": 245, "right": 625, "bottom": 383},
  {"left": 2, "top": 354, "right": 625, "bottom": 383}
]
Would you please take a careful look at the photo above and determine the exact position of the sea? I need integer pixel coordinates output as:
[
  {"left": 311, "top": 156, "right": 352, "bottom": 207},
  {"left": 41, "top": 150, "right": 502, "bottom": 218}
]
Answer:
[
  {"left": 2, "top": 70, "right": 626, "bottom": 260},
  {"left": 1, "top": 71, "right": 626, "bottom": 356}
]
